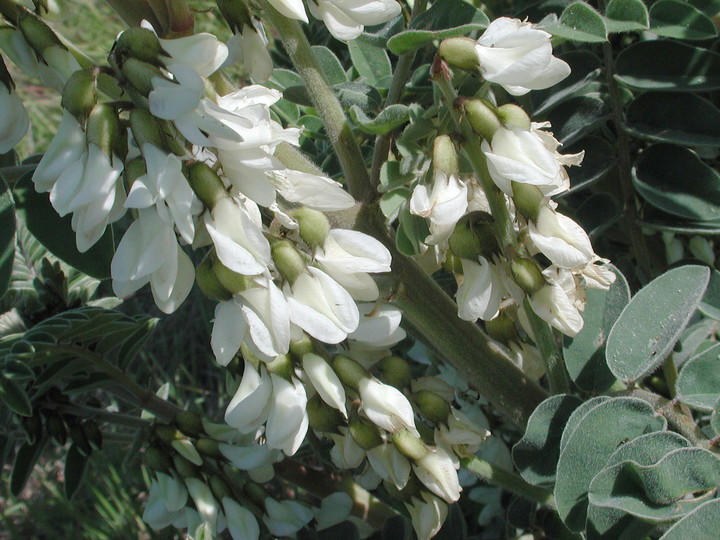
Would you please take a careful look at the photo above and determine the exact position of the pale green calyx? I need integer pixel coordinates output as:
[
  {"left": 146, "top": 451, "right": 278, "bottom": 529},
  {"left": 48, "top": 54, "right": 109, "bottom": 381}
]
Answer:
[
  {"left": 377, "top": 355, "right": 412, "bottom": 389},
  {"left": 432, "top": 134, "right": 459, "bottom": 177},
  {"left": 511, "top": 182, "right": 545, "bottom": 222},
  {"left": 187, "top": 161, "right": 229, "bottom": 209},
  {"left": 412, "top": 390, "right": 451, "bottom": 424},
  {"left": 495, "top": 104, "right": 531, "bottom": 130},
  {"left": 212, "top": 257, "right": 253, "bottom": 295},
  {"left": 271, "top": 240, "right": 306, "bottom": 284},
  {"left": 291, "top": 206, "right": 330, "bottom": 248},
  {"left": 121, "top": 57, "right": 165, "bottom": 96},
  {"left": 438, "top": 37, "right": 480, "bottom": 72},
  {"left": 195, "top": 255, "right": 233, "bottom": 301},
  {"left": 511, "top": 257, "right": 546, "bottom": 295},
  {"left": 332, "top": 355, "right": 368, "bottom": 391},
  {"left": 392, "top": 428, "right": 430, "bottom": 461},
  {"left": 129, "top": 108, "right": 166, "bottom": 150},
  {"left": 485, "top": 311, "right": 519, "bottom": 344},
  {"left": 348, "top": 415, "right": 383, "bottom": 450},
  {"left": 448, "top": 212, "right": 499, "bottom": 260},
  {"left": 86, "top": 103, "right": 122, "bottom": 158},
  {"left": 306, "top": 394, "right": 344, "bottom": 433},
  {"left": 18, "top": 11, "right": 64, "bottom": 55},
  {"left": 61, "top": 69, "right": 98, "bottom": 121},
  {"left": 114, "top": 26, "right": 169, "bottom": 65},
  {"left": 463, "top": 98, "right": 501, "bottom": 141}
]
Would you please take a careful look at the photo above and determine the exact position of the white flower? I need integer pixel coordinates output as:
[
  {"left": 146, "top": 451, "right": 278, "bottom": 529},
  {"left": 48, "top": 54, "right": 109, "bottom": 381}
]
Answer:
[
  {"left": 456, "top": 257, "right": 506, "bottom": 322},
  {"left": 48, "top": 143, "right": 125, "bottom": 252},
  {"left": 211, "top": 277, "right": 291, "bottom": 364},
  {"left": 225, "top": 21, "right": 273, "bottom": 82},
  {"left": 315, "top": 229, "right": 391, "bottom": 301},
  {"left": 413, "top": 446, "right": 462, "bottom": 503},
  {"left": 308, "top": 0, "right": 402, "bottom": 41},
  {"left": 205, "top": 197, "right": 271, "bottom": 275},
  {"left": 219, "top": 443, "right": 279, "bottom": 481},
  {"left": 268, "top": 0, "right": 308, "bottom": 22},
  {"left": 126, "top": 143, "right": 201, "bottom": 244},
  {"left": 581, "top": 260, "right": 616, "bottom": 290},
  {"left": 265, "top": 374, "right": 309, "bottom": 455},
  {"left": 111, "top": 208, "right": 195, "bottom": 314},
  {"left": 689, "top": 236, "right": 715, "bottom": 265},
  {"left": 315, "top": 493, "right": 353, "bottom": 531},
  {"left": 405, "top": 492, "right": 448, "bottom": 540},
  {"left": 662, "top": 232, "right": 684, "bottom": 264},
  {"left": 358, "top": 377, "right": 418, "bottom": 436},
  {"left": 266, "top": 169, "right": 356, "bottom": 211},
  {"left": 225, "top": 359, "right": 272, "bottom": 433},
  {"left": 435, "top": 408, "right": 490, "bottom": 453},
  {"left": 366, "top": 443, "right": 411, "bottom": 489},
  {"left": 330, "top": 427, "right": 366, "bottom": 468},
  {"left": 474, "top": 17, "right": 570, "bottom": 96},
  {"left": 347, "top": 303, "right": 407, "bottom": 350},
  {"left": 528, "top": 280, "right": 584, "bottom": 337},
  {"left": 156, "top": 472, "right": 189, "bottom": 512},
  {"left": 285, "top": 266, "right": 360, "bottom": 343},
  {"left": 482, "top": 124, "right": 581, "bottom": 197},
  {"left": 32, "top": 111, "right": 86, "bottom": 193},
  {"left": 143, "top": 480, "right": 187, "bottom": 530},
  {"left": 0, "top": 84, "right": 29, "bottom": 154},
  {"left": 263, "top": 498, "right": 314, "bottom": 538},
  {"left": 159, "top": 32, "right": 228, "bottom": 78},
  {"left": 410, "top": 169, "right": 468, "bottom": 245},
  {"left": 302, "top": 353, "right": 348, "bottom": 418},
  {"left": 528, "top": 205, "right": 594, "bottom": 269},
  {"left": 222, "top": 497, "right": 260, "bottom": 540},
  {"left": 185, "top": 478, "right": 220, "bottom": 534}
]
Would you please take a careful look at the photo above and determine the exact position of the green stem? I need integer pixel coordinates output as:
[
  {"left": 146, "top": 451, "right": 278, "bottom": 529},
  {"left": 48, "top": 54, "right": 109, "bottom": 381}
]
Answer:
[
  {"left": 369, "top": 0, "right": 429, "bottom": 192},
  {"left": 601, "top": 40, "right": 652, "bottom": 281},
  {"left": 461, "top": 456, "right": 554, "bottom": 506},
  {"left": 524, "top": 299, "right": 570, "bottom": 394},
  {"left": 356, "top": 204, "right": 548, "bottom": 428},
  {"left": 103, "top": 0, "right": 166, "bottom": 32},
  {"left": 55, "top": 403, "right": 150, "bottom": 428},
  {"left": 163, "top": 0, "right": 194, "bottom": 37},
  {"left": 661, "top": 354, "right": 679, "bottom": 398},
  {"left": 261, "top": 1, "right": 371, "bottom": 201}
]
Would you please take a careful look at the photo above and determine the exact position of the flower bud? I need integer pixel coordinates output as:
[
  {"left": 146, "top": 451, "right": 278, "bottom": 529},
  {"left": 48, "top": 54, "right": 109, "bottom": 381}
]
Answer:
[
  {"left": 196, "top": 255, "right": 233, "bottom": 301},
  {"left": 271, "top": 240, "right": 306, "bottom": 284},
  {"left": 264, "top": 353, "right": 294, "bottom": 380},
  {"left": 495, "top": 104, "right": 531, "bottom": 130},
  {"left": 413, "top": 390, "right": 451, "bottom": 424},
  {"left": 244, "top": 480, "right": 267, "bottom": 507},
  {"left": 18, "top": 11, "right": 63, "bottom": 56},
  {"left": 463, "top": 98, "right": 501, "bottom": 141},
  {"left": 209, "top": 474, "right": 233, "bottom": 500},
  {"left": 511, "top": 182, "right": 544, "bottom": 222},
  {"left": 61, "top": 69, "right": 97, "bottom": 121},
  {"left": 187, "top": 162, "right": 229, "bottom": 209},
  {"left": 332, "top": 355, "right": 367, "bottom": 391},
  {"left": 392, "top": 429, "right": 430, "bottom": 461},
  {"left": 212, "top": 257, "right": 252, "bottom": 294},
  {"left": 376, "top": 356, "right": 411, "bottom": 389},
  {"left": 432, "top": 135, "right": 459, "bottom": 177},
  {"left": 171, "top": 438, "right": 203, "bottom": 466},
  {"left": 114, "top": 27, "right": 168, "bottom": 65},
  {"left": 413, "top": 447, "right": 462, "bottom": 503},
  {"left": 121, "top": 57, "right": 165, "bottom": 96},
  {"left": 175, "top": 410, "right": 205, "bottom": 438},
  {"left": 86, "top": 103, "right": 122, "bottom": 158},
  {"left": 511, "top": 257, "right": 546, "bottom": 295},
  {"left": 124, "top": 157, "right": 147, "bottom": 185},
  {"left": 348, "top": 415, "right": 382, "bottom": 450},
  {"left": 217, "top": 0, "right": 253, "bottom": 32},
  {"left": 442, "top": 252, "right": 463, "bottom": 275},
  {"left": 196, "top": 438, "right": 223, "bottom": 458},
  {"left": 307, "top": 394, "right": 344, "bottom": 433},
  {"left": 448, "top": 212, "right": 499, "bottom": 260},
  {"left": 154, "top": 424, "right": 182, "bottom": 443},
  {"left": 145, "top": 446, "right": 173, "bottom": 473},
  {"left": 289, "top": 333, "right": 314, "bottom": 360},
  {"left": 438, "top": 37, "right": 480, "bottom": 72},
  {"left": 129, "top": 108, "right": 166, "bottom": 150},
  {"left": 290, "top": 207, "right": 330, "bottom": 248},
  {"left": 689, "top": 236, "right": 715, "bottom": 265},
  {"left": 485, "top": 311, "right": 519, "bottom": 344},
  {"left": 173, "top": 453, "right": 200, "bottom": 478}
]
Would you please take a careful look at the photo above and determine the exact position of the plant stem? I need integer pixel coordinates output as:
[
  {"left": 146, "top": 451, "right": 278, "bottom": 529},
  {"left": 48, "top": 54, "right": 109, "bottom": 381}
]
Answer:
[
  {"left": 524, "top": 299, "right": 570, "bottom": 394},
  {"left": 357, "top": 204, "right": 548, "bottom": 428},
  {"left": 103, "top": 0, "right": 166, "bottom": 32},
  {"left": 261, "top": 1, "right": 371, "bottom": 201},
  {"left": 461, "top": 456, "right": 554, "bottom": 506},
  {"left": 661, "top": 354, "right": 678, "bottom": 398},
  {"left": 601, "top": 40, "right": 652, "bottom": 281},
  {"left": 164, "top": 0, "right": 194, "bottom": 37},
  {"left": 369, "top": 0, "right": 429, "bottom": 193}
]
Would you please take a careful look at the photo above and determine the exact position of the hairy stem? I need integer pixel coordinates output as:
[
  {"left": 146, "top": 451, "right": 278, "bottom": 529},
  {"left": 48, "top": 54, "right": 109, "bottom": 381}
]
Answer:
[
  {"left": 461, "top": 456, "right": 554, "bottom": 506},
  {"left": 524, "top": 300, "right": 570, "bottom": 394},
  {"left": 261, "top": 1, "right": 371, "bottom": 201}
]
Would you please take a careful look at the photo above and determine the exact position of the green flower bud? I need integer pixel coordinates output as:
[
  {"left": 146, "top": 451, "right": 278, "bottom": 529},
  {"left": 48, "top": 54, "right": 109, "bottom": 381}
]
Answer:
[
  {"left": 125, "top": 157, "right": 147, "bottom": 186},
  {"left": 376, "top": 356, "right": 411, "bottom": 390},
  {"left": 82, "top": 419, "right": 103, "bottom": 450},
  {"left": 175, "top": 410, "right": 205, "bottom": 438},
  {"left": 45, "top": 412, "right": 67, "bottom": 445},
  {"left": 438, "top": 37, "right": 479, "bottom": 72},
  {"left": 464, "top": 98, "right": 501, "bottom": 141},
  {"left": 442, "top": 252, "right": 463, "bottom": 275},
  {"left": 145, "top": 446, "right": 173, "bottom": 473},
  {"left": 448, "top": 212, "right": 499, "bottom": 260},
  {"left": 114, "top": 27, "right": 168, "bottom": 65},
  {"left": 392, "top": 428, "right": 430, "bottom": 461},
  {"left": 18, "top": 11, "right": 63, "bottom": 56},
  {"left": 511, "top": 257, "right": 546, "bottom": 295},
  {"left": 271, "top": 240, "right": 306, "bottom": 284},
  {"left": 432, "top": 134, "right": 459, "bottom": 176},
  {"left": 511, "top": 182, "right": 545, "bottom": 222},
  {"left": 307, "top": 394, "right": 344, "bottom": 434},
  {"left": 196, "top": 253, "right": 233, "bottom": 301},
  {"left": 412, "top": 390, "right": 451, "bottom": 424},
  {"left": 61, "top": 69, "right": 97, "bottom": 121},
  {"left": 216, "top": 0, "right": 252, "bottom": 32},
  {"left": 289, "top": 334, "right": 314, "bottom": 360},
  {"left": 485, "top": 311, "right": 519, "bottom": 344},
  {"left": 173, "top": 453, "right": 199, "bottom": 478},
  {"left": 130, "top": 108, "right": 166, "bottom": 150},
  {"left": 154, "top": 424, "right": 182, "bottom": 443},
  {"left": 290, "top": 207, "right": 330, "bottom": 248},
  {"left": 348, "top": 416, "right": 382, "bottom": 450},
  {"left": 121, "top": 57, "right": 165, "bottom": 96},
  {"left": 186, "top": 162, "right": 229, "bottom": 209},
  {"left": 264, "top": 353, "right": 294, "bottom": 380},
  {"left": 332, "top": 355, "right": 368, "bottom": 391},
  {"left": 212, "top": 257, "right": 252, "bottom": 295},
  {"left": 244, "top": 481, "right": 267, "bottom": 507},
  {"left": 495, "top": 104, "right": 531, "bottom": 130},
  {"left": 86, "top": 103, "right": 122, "bottom": 158},
  {"left": 209, "top": 475, "right": 233, "bottom": 500}
]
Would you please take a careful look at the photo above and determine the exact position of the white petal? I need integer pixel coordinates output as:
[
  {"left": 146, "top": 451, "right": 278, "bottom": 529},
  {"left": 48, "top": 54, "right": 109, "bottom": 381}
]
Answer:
[{"left": 211, "top": 300, "right": 248, "bottom": 366}]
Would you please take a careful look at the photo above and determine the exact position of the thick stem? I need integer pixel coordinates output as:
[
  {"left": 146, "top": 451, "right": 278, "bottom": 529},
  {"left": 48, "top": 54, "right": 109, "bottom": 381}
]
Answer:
[
  {"left": 461, "top": 456, "right": 554, "bottom": 506},
  {"left": 163, "top": 0, "right": 194, "bottom": 37},
  {"left": 601, "top": 41, "right": 652, "bottom": 281},
  {"left": 274, "top": 459, "right": 399, "bottom": 528},
  {"left": 524, "top": 300, "right": 570, "bottom": 394},
  {"left": 357, "top": 204, "right": 548, "bottom": 428},
  {"left": 261, "top": 1, "right": 371, "bottom": 201}
]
